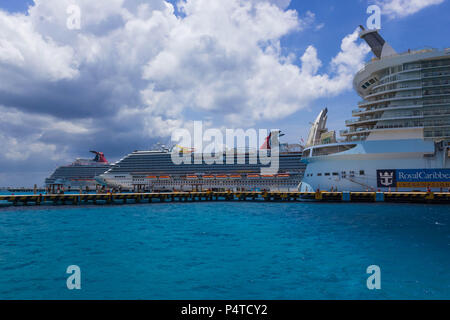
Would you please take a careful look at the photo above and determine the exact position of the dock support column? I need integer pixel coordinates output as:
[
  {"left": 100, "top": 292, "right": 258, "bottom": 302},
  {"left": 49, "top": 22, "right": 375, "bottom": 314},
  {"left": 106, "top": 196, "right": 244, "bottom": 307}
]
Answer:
[
  {"left": 342, "top": 192, "right": 350, "bottom": 202},
  {"left": 315, "top": 191, "right": 323, "bottom": 201},
  {"left": 375, "top": 192, "right": 384, "bottom": 202}
]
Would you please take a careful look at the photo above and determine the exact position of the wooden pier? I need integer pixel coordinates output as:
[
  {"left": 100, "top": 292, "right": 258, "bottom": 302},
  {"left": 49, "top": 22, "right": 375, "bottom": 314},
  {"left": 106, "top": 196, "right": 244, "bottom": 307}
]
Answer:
[{"left": 1, "top": 191, "right": 449, "bottom": 206}]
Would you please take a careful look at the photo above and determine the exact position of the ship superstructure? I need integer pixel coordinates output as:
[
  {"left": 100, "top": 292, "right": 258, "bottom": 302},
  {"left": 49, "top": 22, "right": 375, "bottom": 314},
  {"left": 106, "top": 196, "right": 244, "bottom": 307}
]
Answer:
[
  {"left": 301, "top": 27, "right": 450, "bottom": 192},
  {"left": 98, "top": 133, "right": 305, "bottom": 191},
  {"left": 45, "top": 151, "right": 111, "bottom": 192}
]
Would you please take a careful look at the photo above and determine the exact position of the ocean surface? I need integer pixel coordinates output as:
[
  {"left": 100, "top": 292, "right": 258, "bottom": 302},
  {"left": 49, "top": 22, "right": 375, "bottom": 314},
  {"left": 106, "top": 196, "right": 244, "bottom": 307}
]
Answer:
[{"left": 0, "top": 200, "right": 449, "bottom": 299}]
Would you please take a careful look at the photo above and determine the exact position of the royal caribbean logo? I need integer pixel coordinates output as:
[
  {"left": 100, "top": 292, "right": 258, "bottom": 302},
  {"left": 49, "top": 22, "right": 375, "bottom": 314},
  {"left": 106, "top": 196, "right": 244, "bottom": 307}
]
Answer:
[
  {"left": 377, "top": 169, "right": 396, "bottom": 187},
  {"left": 377, "top": 169, "right": 450, "bottom": 188}
]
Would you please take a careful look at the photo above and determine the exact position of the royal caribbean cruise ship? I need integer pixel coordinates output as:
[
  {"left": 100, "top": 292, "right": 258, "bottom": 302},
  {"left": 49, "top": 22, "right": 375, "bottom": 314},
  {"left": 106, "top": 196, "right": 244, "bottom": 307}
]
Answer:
[
  {"left": 98, "top": 132, "right": 305, "bottom": 191},
  {"left": 301, "top": 26, "right": 450, "bottom": 192},
  {"left": 45, "top": 151, "right": 111, "bottom": 192}
]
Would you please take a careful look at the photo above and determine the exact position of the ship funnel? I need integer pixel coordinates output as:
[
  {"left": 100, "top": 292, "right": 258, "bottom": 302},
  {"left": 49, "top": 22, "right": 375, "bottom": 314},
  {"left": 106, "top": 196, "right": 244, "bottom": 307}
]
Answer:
[
  {"left": 305, "top": 108, "right": 328, "bottom": 147},
  {"left": 359, "top": 25, "right": 396, "bottom": 59},
  {"left": 260, "top": 130, "right": 284, "bottom": 150},
  {"left": 90, "top": 151, "right": 108, "bottom": 163}
]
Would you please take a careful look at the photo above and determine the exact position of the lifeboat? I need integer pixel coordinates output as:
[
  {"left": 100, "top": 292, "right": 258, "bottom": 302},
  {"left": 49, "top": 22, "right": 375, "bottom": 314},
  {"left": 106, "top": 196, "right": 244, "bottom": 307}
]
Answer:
[
  {"left": 247, "top": 174, "right": 260, "bottom": 179},
  {"left": 203, "top": 175, "right": 215, "bottom": 179},
  {"left": 146, "top": 176, "right": 157, "bottom": 180},
  {"left": 277, "top": 174, "right": 290, "bottom": 178},
  {"left": 186, "top": 175, "right": 198, "bottom": 180},
  {"left": 230, "top": 175, "right": 242, "bottom": 179},
  {"left": 261, "top": 174, "right": 275, "bottom": 178},
  {"left": 215, "top": 175, "right": 228, "bottom": 179},
  {"left": 159, "top": 176, "right": 171, "bottom": 180}
]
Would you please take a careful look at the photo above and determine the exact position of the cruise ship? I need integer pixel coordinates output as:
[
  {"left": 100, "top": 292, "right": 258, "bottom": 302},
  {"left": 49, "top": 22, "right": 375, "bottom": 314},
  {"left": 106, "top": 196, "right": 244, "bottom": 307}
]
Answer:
[
  {"left": 301, "top": 26, "right": 450, "bottom": 192},
  {"left": 98, "top": 132, "right": 305, "bottom": 191},
  {"left": 45, "top": 151, "right": 111, "bottom": 192}
]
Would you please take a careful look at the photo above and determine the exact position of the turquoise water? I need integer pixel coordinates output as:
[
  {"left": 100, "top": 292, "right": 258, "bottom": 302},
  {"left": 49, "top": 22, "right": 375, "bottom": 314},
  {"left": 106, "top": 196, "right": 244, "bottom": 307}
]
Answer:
[{"left": 0, "top": 202, "right": 449, "bottom": 299}]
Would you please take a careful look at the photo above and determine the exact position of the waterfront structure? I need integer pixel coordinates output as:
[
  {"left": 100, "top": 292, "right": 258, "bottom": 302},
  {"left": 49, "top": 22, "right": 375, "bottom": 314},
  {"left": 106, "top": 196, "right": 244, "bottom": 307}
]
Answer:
[
  {"left": 1, "top": 191, "right": 449, "bottom": 207},
  {"left": 45, "top": 151, "right": 111, "bottom": 192},
  {"left": 98, "top": 133, "right": 305, "bottom": 191},
  {"left": 301, "top": 27, "right": 450, "bottom": 192}
]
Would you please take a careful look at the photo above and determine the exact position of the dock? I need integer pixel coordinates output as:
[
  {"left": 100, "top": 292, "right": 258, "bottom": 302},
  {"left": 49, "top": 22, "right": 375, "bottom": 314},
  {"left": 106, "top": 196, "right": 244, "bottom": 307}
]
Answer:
[{"left": 0, "top": 191, "right": 449, "bottom": 206}]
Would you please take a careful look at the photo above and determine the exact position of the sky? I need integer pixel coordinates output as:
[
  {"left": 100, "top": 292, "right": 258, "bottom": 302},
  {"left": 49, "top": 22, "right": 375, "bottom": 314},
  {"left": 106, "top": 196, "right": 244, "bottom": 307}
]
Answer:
[{"left": 0, "top": 0, "right": 449, "bottom": 187}]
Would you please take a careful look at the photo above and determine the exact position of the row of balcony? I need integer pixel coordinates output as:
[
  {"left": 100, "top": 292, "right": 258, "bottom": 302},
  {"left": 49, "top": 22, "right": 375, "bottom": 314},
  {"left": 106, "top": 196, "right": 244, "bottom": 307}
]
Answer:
[
  {"left": 357, "top": 95, "right": 423, "bottom": 107},
  {"left": 340, "top": 124, "right": 422, "bottom": 136},
  {"left": 366, "top": 81, "right": 450, "bottom": 99},
  {"left": 358, "top": 91, "right": 450, "bottom": 107},
  {"left": 341, "top": 119, "right": 450, "bottom": 136},
  {"left": 361, "top": 68, "right": 450, "bottom": 94},
  {"left": 352, "top": 103, "right": 425, "bottom": 116},
  {"left": 345, "top": 114, "right": 425, "bottom": 126}
]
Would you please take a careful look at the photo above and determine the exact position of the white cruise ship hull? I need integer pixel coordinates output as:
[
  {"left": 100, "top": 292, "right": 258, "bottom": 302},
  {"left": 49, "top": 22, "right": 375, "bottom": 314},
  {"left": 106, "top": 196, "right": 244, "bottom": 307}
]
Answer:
[{"left": 301, "top": 139, "right": 450, "bottom": 192}]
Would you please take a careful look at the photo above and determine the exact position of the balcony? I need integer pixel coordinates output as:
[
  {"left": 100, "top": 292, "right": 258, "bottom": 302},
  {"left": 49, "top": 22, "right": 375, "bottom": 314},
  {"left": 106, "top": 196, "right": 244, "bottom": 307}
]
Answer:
[
  {"left": 358, "top": 95, "right": 423, "bottom": 107},
  {"left": 341, "top": 127, "right": 373, "bottom": 135},
  {"left": 346, "top": 116, "right": 383, "bottom": 126},
  {"left": 423, "top": 70, "right": 450, "bottom": 78},
  {"left": 364, "top": 86, "right": 422, "bottom": 100},
  {"left": 372, "top": 76, "right": 422, "bottom": 91},
  {"left": 352, "top": 104, "right": 423, "bottom": 116},
  {"left": 345, "top": 119, "right": 359, "bottom": 125},
  {"left": 341, "top": 124, "right": 425, "bottom": 137}
]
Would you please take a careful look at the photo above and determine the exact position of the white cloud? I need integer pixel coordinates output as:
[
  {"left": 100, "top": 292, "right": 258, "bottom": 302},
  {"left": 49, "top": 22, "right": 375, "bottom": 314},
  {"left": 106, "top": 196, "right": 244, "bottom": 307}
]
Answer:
[
  {"left": 375, "top": 0, "right": 445, "bottom": 18},
  {"left": 0, "top": 10, "right": 79, "bottom": 82},
  {"left": 0, "top": 105, "right": 92, "bottom": 161}
]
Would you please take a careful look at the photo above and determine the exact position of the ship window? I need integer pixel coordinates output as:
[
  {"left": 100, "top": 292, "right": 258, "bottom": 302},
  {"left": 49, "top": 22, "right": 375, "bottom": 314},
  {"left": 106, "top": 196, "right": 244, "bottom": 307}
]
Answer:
[
  {"left": 312, "top": 144, "right": 357, "bottom": 157},
  {"left": 332, "top": 172, "right": 339, "bottom": 176},
  {"left": 317, "top": 173, "right": 322, "bottom": 176},
  {"left": 341, "top": 171, "right": 346, "bottom": 178},
  {"left": 359, "top": 170, "right": 365, "bottom": 176},
  {"left": 350, "top": 171, "right": 355, "bottom": 177},
  {"left": 324, "top": 173, "right": 330, "bottom": 176}
]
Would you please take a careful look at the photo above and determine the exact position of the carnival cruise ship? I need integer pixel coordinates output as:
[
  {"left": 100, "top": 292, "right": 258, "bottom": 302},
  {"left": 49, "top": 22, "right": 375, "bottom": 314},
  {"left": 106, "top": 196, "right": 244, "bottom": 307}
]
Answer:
[
  {"left": 301, "top": 26, "right": 450, "bottom": 192},
  {"left": 45, "top": 151, "right": 111, "bottom": 191},
  {"left": 98, "top": 132, "right": 305, "bottom": 191}
]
